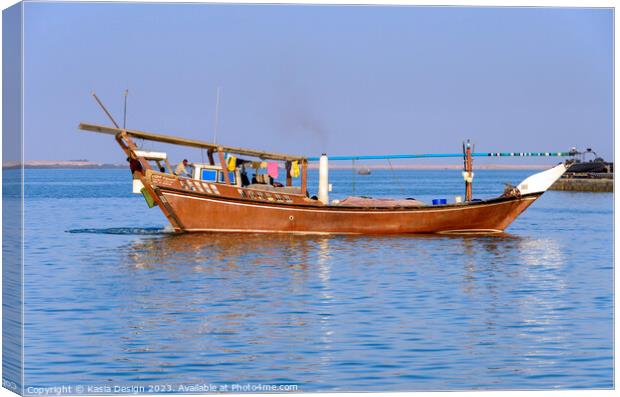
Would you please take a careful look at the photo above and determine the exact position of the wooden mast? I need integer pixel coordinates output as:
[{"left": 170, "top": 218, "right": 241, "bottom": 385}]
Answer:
[
  {"left": 464, "top": 140, "right": 473, "bottom": 202},
  {"left": 300, "top": 159, "right": 308, "bottom": 196}
]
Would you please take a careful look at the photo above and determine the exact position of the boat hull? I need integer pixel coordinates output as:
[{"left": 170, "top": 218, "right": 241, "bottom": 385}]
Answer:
[
  {"left": 156, "top": 188, "right": 542, "bottom": 234},
  {"left": 77, "top": 122, "right": 568, "bottom": 234}
]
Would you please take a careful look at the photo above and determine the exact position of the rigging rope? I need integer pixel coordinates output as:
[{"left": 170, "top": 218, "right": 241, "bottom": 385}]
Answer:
[
  {"left": 352, "top": 159, "right": 356, "bottom": 195},
  {"left": 307, "top": 151, "right": 571, "bottom": 161},
  {"left": 386, "top": 159, "right": 406, "bottom": 197}
]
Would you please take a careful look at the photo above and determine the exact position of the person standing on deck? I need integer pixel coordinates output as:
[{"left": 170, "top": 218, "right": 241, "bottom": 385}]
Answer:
[{"left": 175, "top": 159, "right": 192, "bottom": 177}]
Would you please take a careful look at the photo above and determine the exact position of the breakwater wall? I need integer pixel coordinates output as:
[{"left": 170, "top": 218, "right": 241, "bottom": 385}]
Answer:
[{"left": 550, "top": 178, "right": 613, "bottom": 192}]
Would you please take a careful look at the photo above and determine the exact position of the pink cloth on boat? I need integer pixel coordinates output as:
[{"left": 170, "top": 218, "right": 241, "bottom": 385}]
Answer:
[{"left": 267, "top": 162, "right": 278, "bottom": 178}]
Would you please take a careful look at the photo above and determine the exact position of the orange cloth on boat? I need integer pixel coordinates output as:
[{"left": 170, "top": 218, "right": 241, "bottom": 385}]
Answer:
[
  {"left": 227, "top": 155, "right": 237, "bottom": 171},
  {"left": 267, "top": 162, "right": 278, "bottom": 178},
  {"left": 290, "top": 161, "right": 300, "bottom": 178},
  {"left": 260, "top": 161, "right": 268, "bottom": 169}
]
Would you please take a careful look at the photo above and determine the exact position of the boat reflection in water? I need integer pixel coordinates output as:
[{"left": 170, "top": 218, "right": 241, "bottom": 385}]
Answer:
[
  {"left": 65, "top": 226, "right": 609, "bottom": 390},
  {"left": 456, "top": 235, "right": 571, "bottom": 373}
]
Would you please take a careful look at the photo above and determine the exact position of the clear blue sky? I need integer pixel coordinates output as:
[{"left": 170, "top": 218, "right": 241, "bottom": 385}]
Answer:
[{"left": 21, "top": 3, "right": 613, "bottom": 164}]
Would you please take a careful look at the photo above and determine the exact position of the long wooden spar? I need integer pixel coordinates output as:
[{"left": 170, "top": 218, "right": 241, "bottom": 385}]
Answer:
[
  {"left": 78, "top": 122, "right": 310, "bottom": 193},
  {"left": 78, "top": 123, "right": 306, "bottom": 162}
]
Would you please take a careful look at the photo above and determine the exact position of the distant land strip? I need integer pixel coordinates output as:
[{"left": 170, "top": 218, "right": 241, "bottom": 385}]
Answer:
[
  {"left": 4, "top": 161, "right": 125, "bottom": 169},
  {"left": 5, "top": 160, "right": 551, "bottom": 171}
]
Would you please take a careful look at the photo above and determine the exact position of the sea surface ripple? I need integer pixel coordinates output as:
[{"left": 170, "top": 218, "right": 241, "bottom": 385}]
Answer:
[{"left": 17, "top": 168, "right": 613, "bottom": 391}]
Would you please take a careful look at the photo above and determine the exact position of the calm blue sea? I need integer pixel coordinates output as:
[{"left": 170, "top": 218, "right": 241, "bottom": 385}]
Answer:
[{"left": 16, "top": 168, "right": 613, "bottom": 392}]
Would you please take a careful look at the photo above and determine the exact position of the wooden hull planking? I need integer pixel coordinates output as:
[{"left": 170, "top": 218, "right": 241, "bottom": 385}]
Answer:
[
  {"left": 160, "top": 190, "right": 540, "bottom": 234},
  {"left": 144, "top": 171, "right": 542, "bottom": 234}
]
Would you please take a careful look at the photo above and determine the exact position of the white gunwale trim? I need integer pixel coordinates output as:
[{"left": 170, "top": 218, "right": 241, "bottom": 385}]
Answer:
[
  {"left": 182, "top": 228, "right": 505, "bottom": 235},
  {"left": 437, "top": 229, "right": 504, "bottom": 235},
  {"left": 182, "top": 228, "right": 357, "bottom": 235}
]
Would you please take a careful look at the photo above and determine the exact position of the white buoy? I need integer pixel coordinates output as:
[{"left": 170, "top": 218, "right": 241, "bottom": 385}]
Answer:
[{"left": 318, "top": 154, "right": 329, "bottom": 204}]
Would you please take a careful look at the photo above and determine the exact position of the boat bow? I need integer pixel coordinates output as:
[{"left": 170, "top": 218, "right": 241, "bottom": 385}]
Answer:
[{"left": 516, "top": 163, "right": 569, "bottom": 195}]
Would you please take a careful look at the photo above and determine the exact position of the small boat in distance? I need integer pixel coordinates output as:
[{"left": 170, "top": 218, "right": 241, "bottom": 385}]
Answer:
[
  {"left": 357, "top": 167, "right": 372, "bottom": 175},
  {"left": 79, "top": 120, "right": 571, "bottom": 235}
]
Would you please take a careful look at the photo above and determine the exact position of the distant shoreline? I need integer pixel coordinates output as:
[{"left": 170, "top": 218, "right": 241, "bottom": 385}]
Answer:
[
  {"left": 4, "top": 161, "right": 551, "bottom": 171},
  {"left": 3, "top": 161, "right": 126, "bottom": 170}
]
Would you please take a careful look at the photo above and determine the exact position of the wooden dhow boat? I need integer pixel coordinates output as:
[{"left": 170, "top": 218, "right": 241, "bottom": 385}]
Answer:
[{"left": 79, "top": 120, "right": 570, "bottom": 235}]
